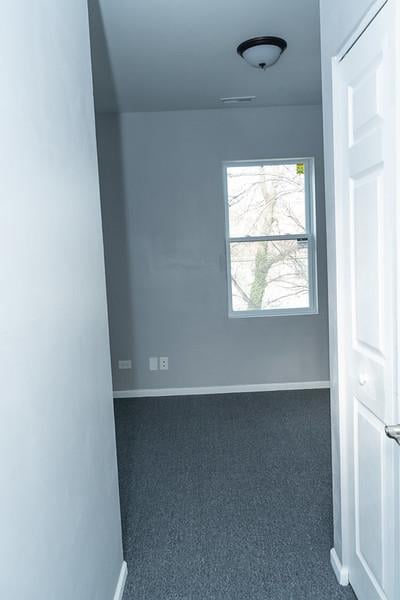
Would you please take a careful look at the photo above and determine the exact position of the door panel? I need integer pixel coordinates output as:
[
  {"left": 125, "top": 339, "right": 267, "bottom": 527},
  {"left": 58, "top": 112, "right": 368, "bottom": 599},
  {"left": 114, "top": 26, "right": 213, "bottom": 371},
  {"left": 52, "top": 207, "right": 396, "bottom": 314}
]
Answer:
[
  {"left": 352, "top": 174, "right": 383, "bottom": 354},
  {"left": 350, "top": 59, "right": 383, "bottom": 143},
  {"left": 354, "top": 403, "right": 384, "bottom": 587},
  {"left": 334, "top": 2, "right": 399, "bottom": 599}
]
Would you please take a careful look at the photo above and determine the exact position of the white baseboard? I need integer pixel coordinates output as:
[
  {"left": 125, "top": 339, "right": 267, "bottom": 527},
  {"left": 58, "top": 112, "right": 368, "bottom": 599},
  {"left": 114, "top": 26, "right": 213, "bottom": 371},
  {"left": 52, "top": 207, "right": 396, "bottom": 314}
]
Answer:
[
  {"left": 113, "top": 561, "right": 128, "bottom": 600},
  {"left": 113, "top": 380, "right": 330, "bottom": 399},
  {"left": 330, "top": 548, "right": 349, "bottom": 586}
]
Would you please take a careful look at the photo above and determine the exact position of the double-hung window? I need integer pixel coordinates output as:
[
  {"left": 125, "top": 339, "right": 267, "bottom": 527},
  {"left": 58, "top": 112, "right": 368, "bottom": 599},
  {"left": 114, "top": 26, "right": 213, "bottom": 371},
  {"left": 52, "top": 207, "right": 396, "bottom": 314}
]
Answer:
[{"left": 223, "top": 158, "right": 317, "bottom": 317}]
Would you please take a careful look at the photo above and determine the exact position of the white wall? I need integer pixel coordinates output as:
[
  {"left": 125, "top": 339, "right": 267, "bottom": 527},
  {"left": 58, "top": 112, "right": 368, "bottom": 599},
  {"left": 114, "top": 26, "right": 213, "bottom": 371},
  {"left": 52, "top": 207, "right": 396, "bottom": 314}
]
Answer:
[
  {"left": 0, "top": 2, "right": 123, "bottom": 598},
  {"left": 319, "top": 0, "right": 384, "bottom": 563},
  {"left": 96, "top": 105, "right": 330, "bottom": 393}
]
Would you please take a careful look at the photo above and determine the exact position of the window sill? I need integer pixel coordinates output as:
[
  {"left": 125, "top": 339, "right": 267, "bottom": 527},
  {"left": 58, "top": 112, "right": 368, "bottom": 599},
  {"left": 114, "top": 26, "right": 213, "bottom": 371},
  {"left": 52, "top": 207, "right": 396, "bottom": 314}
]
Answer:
[{"left": 228, "top": 307, "right": 319, "bottom": 319}]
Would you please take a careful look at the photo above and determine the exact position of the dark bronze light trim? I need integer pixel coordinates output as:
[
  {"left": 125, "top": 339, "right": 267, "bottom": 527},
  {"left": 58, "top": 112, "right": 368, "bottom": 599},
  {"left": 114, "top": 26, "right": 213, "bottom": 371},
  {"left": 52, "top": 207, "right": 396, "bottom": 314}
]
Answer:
[{"left": 237, "top": 36, "right": 287, "bottom": 57}]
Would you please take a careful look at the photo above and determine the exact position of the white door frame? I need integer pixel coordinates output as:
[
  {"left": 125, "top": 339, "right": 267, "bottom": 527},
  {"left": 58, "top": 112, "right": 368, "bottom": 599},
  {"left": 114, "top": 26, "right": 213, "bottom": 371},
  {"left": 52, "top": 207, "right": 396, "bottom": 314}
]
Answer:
[{"left": 329, "top": 0, "right": 399, "bottom": 586}]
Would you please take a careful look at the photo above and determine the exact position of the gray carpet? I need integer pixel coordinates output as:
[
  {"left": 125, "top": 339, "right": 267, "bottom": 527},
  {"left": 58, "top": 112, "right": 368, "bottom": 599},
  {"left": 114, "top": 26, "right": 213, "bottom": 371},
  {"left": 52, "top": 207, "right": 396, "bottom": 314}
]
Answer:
[{"left": 114, "top": 390, "right": 356, "bottom": 599}]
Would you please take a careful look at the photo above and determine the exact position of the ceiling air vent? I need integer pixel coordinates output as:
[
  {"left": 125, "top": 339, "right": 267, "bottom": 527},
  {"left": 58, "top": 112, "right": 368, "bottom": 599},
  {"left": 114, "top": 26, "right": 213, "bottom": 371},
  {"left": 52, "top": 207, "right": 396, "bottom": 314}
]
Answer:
[{"left": 220, "top": 96, "right": 256, "bottom": 104}]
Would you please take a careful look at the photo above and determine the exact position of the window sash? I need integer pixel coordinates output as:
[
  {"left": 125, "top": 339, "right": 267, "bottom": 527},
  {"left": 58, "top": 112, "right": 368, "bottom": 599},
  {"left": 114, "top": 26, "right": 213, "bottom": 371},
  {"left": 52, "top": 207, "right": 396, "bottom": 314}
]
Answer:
[
  {"left": 229, "top": 234, "right": 309, "bottom": 244},
  {"left": 223, "top": 157, "right": 318, "bottom": 317}
]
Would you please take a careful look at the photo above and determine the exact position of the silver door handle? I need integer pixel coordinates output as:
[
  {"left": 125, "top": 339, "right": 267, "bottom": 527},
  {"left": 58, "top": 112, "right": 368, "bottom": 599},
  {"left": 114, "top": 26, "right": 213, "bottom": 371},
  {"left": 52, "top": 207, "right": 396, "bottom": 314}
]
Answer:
[{"left": 385, "top": 424, "right": 400, "bottom": 445}]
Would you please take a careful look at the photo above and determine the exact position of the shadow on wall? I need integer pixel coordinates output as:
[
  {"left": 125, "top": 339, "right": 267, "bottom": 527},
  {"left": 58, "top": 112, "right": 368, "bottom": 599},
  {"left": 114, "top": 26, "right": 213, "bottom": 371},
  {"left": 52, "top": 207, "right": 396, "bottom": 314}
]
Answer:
[
  {"left": 87, "top": 0, "right": 118, "bottom": 111},
  {"left": 88, "top": 0, "right": 135, "bottom": 388}
]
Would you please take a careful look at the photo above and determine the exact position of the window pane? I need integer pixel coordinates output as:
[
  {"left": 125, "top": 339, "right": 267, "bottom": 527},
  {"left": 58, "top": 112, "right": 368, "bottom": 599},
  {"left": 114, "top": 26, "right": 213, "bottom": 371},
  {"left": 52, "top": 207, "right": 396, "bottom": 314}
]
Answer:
[
  {"left": 230, "top": 240, "right": 310, "bottom": 312},
  {"left": 227, "top": 163, "right": 306, "bottom": 237}
]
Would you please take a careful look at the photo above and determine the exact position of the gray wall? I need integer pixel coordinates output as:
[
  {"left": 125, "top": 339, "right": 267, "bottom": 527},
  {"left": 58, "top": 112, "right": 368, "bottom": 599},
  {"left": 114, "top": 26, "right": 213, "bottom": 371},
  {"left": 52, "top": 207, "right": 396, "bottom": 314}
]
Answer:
[
  {"left": 319, "top": 0, "right": 382, "bottom": 564},
  {"left": 0, "top": 2, "right": 123, "bottom": 598},
  {"left": 96, "top": 105, "right": 330, "bottom": 392}
]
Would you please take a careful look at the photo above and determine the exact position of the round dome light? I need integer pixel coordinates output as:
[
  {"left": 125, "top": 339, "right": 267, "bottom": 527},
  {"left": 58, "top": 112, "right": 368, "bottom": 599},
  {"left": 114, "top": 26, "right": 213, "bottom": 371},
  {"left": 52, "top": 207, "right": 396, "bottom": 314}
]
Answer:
[{"left": 237, "top": 36, "right": 287, "bottom": 70}]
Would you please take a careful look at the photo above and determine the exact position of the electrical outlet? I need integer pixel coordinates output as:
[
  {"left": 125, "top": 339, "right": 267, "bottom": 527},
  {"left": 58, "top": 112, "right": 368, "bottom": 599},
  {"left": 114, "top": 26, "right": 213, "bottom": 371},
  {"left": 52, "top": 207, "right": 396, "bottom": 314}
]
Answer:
[
  {"left": 160, "top": 357, "right": 168, "bottom": 371},
  {"left": 118, "top": 360, "right": 132, "bottom": 370},
  {"left": 149, "top": 357, "right": 158, "bottom": 371}
]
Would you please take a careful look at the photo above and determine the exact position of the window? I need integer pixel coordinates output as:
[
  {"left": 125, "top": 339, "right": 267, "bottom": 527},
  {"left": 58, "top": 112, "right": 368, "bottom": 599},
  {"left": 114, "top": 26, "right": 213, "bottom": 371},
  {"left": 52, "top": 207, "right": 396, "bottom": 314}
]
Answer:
[{"left": 223, "top": 158, "right": 317, "bottom": 317}]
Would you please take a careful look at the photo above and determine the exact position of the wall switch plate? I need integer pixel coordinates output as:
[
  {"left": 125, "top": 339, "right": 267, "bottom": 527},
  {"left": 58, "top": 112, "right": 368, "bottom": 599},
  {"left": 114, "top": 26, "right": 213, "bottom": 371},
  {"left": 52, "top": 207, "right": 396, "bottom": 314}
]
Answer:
[
  {"left": 118, "top": 360, "right": 132, "bottom": 370},
  {"left": 159, "top": 357, "right": 168, "bottom": 371},
  {"left": 149, "top": 357, "right": 158, "bottom": 371}
]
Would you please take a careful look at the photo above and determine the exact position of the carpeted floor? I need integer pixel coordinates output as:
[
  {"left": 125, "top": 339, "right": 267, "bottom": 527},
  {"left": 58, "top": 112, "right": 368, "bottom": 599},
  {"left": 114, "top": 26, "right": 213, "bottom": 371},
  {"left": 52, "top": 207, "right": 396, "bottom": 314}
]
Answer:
[{"left": 114, "top": 390, "right": 356, "bottom": 600}]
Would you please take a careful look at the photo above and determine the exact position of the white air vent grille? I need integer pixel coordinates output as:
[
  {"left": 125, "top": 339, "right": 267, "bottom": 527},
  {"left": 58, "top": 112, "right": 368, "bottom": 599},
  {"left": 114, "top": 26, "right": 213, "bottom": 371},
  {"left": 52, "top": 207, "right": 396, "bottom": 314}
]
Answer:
[{"left": 220, "top": 96, "right": 256, "bottom": 104}]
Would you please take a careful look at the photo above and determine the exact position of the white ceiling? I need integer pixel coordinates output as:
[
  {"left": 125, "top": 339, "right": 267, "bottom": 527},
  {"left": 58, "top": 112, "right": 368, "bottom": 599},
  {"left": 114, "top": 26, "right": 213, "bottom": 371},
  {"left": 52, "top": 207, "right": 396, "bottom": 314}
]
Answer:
[{"left": 88, "top": 0, "right": 322, "bottom": 113}]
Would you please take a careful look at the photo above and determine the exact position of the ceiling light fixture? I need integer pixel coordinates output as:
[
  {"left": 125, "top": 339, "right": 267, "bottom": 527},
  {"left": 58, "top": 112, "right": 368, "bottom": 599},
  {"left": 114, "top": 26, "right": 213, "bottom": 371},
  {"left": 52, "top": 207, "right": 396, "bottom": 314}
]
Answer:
[{"left": 237, "top": 36, "right": 287, "bottom": 70}]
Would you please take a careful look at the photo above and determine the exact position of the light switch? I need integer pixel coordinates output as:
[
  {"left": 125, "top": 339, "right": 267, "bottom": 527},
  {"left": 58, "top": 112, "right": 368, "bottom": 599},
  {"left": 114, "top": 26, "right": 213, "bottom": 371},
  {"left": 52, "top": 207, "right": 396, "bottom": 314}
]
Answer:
[{"left": 149, "top": 357, "right": 158, "bottom": 371}]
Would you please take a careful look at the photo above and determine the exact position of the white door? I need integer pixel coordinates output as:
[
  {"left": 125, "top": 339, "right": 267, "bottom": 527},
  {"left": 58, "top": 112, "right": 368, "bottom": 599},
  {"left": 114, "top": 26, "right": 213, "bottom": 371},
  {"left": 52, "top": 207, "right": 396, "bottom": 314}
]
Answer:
[{"left": 333, "top": 1, "right": 400, "bottom": 599}]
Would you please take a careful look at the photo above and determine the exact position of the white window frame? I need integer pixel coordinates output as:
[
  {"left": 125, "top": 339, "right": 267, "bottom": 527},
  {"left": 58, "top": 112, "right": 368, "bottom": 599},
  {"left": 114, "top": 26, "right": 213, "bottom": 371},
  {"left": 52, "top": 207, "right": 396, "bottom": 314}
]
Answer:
[{"left": 223, "top": 157, "right": 318, "bottom": 318}]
